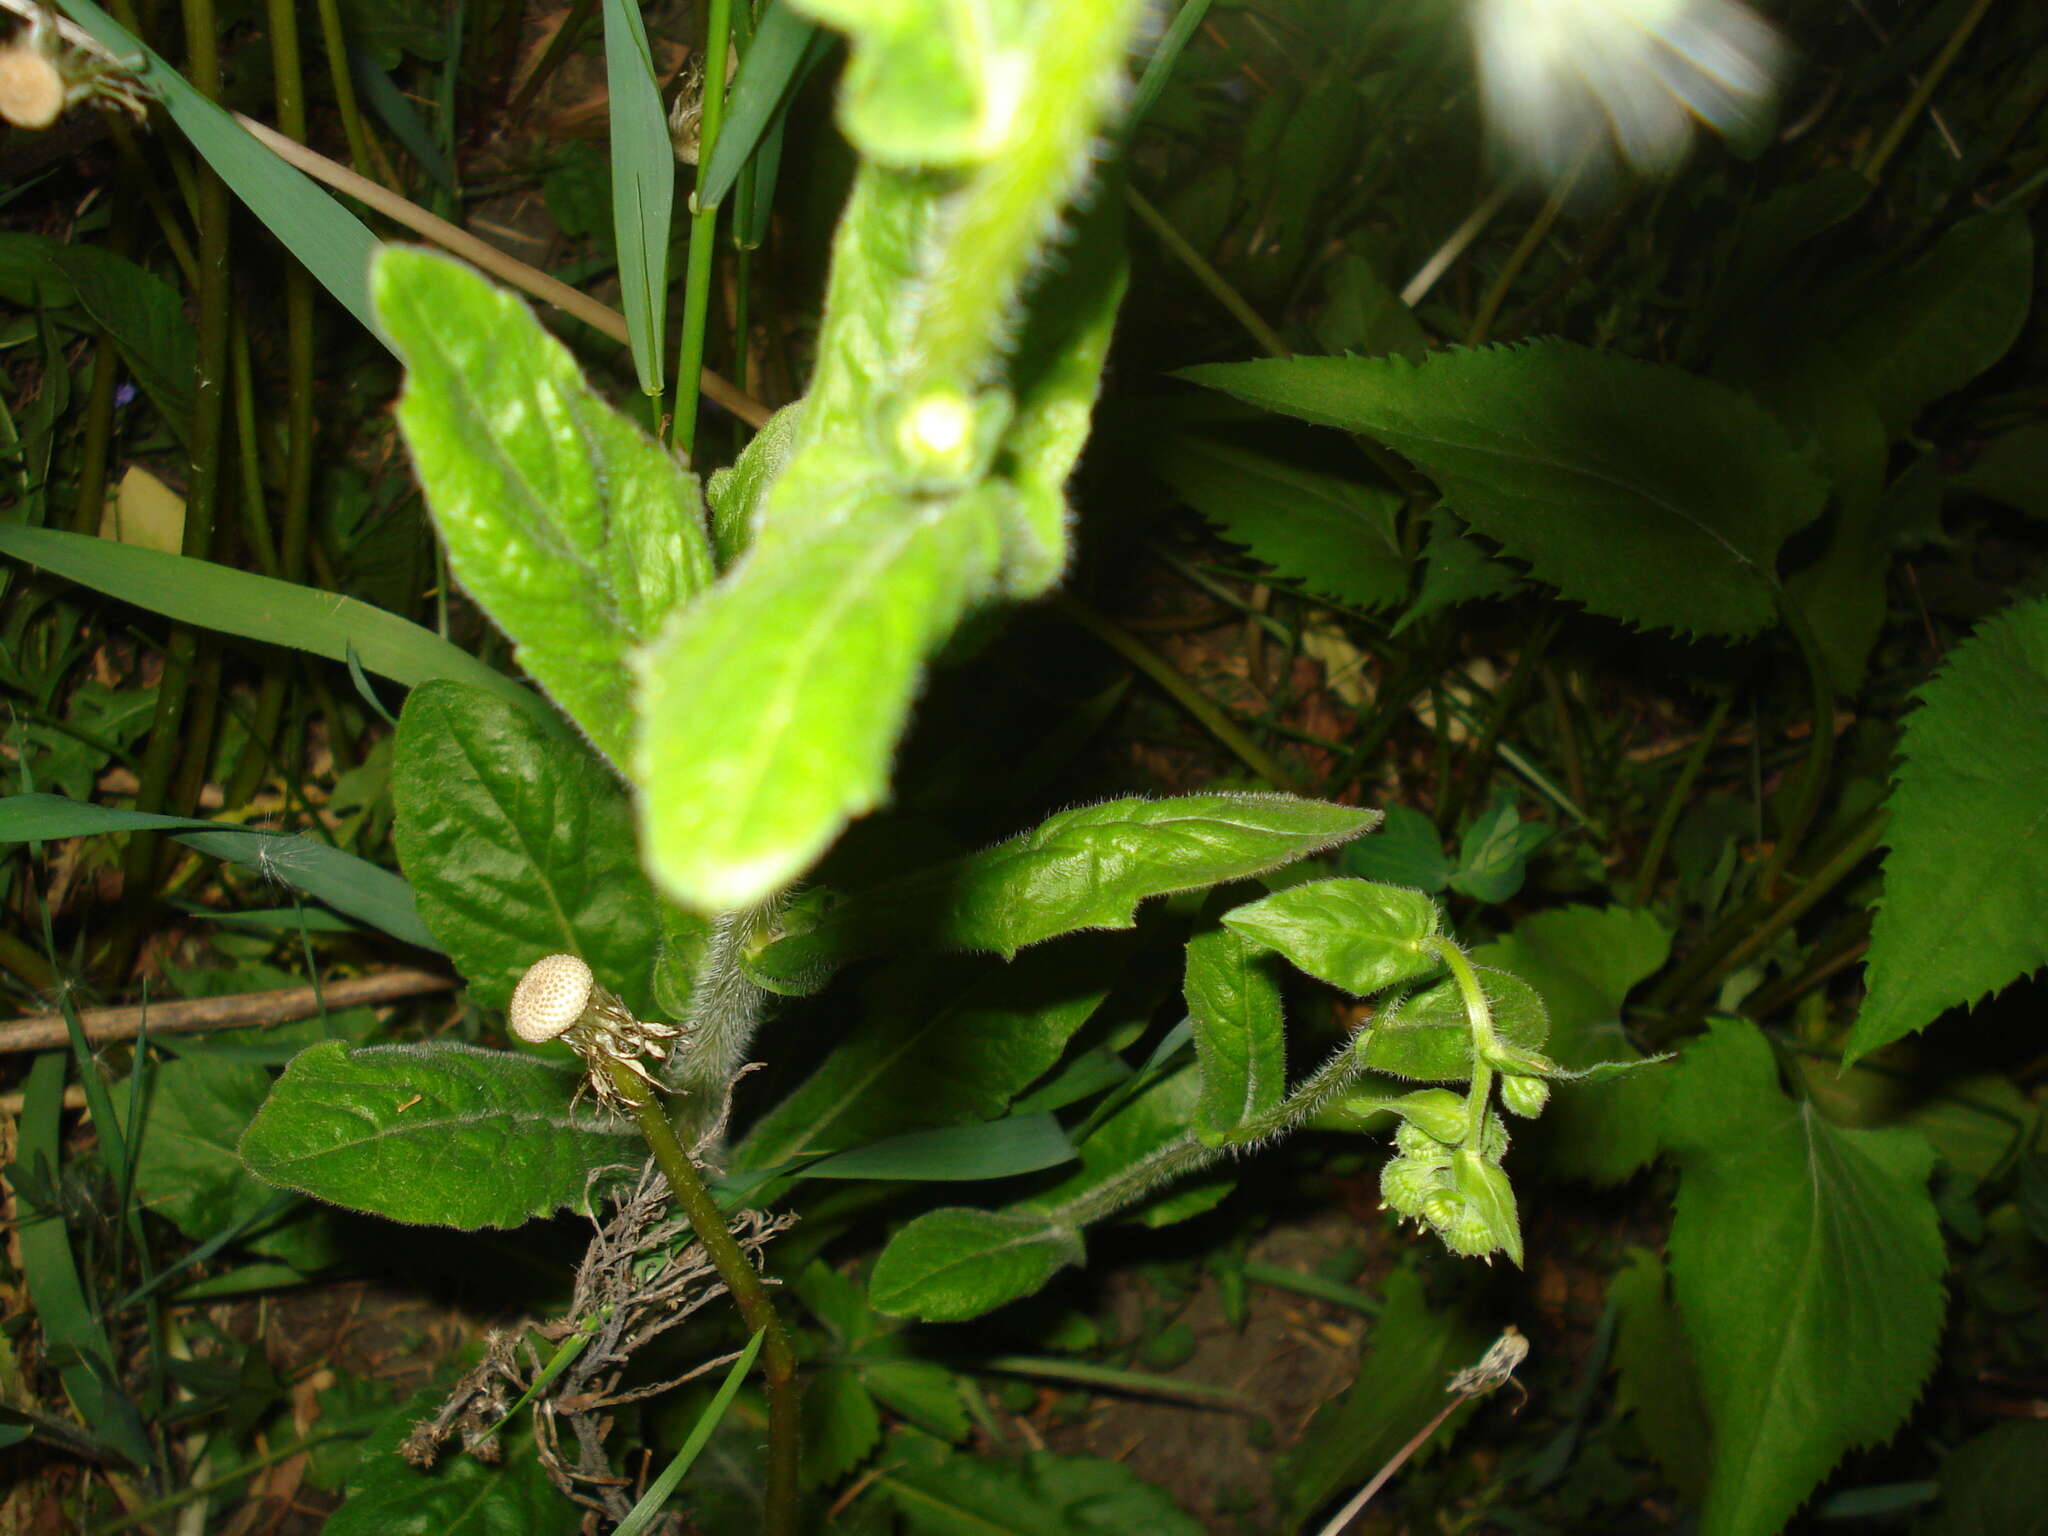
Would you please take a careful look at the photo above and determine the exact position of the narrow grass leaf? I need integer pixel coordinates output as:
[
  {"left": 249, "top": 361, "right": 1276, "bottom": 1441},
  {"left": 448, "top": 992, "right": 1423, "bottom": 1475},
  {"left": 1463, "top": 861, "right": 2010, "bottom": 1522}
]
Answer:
[
  {"left": 0, "top": 793, "right": 438, "bottom": 951},
  {"left": 601, "top": 0, "right": 674, "bottom": 393},
  {"left": 0, "top": 523, "right": 544, "bottom": 723},
  {"left": 699, "top": 3, "right": 826, "bottom": 211},
  {"left": 612, "top": 1331, "right": 767, "bottom": 1536},
  {"left": 800, "top": 1113, "right": 1075, "bottom": 1182},
  {"left": 56, "top": 0, "right": 383, "bottom": 342}
]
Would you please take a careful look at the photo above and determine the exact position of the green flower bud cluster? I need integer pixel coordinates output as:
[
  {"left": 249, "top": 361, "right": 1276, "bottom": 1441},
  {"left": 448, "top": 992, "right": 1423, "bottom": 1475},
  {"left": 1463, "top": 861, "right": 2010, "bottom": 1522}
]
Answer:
[{"left": 1380, "top": 1104, "right": 1521, "bottom": 1265}]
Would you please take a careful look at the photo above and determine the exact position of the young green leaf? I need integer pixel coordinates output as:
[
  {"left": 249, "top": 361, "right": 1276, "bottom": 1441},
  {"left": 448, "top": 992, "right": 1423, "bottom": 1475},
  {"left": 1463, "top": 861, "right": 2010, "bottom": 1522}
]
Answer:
[
  {"left": 1661, "top": 1019, "right": 1945, "bottom": 1536},
  {"left": 1182, "top": 341, "right": 1829, "bottom": 639},
  {"left": 733, "top": 946, "right": 1112, "bottom": 1172},
  {"left": 1474, "top": 903, "right": 1671, "bottom": 1184},
  {"left": 802, "top": 1367, "right": 882, "bottom": 1491},
  {"left": 635, "top": 485, "right": 1005, "bottom": 913},
  {"left": 1222, "top": 877, "right": 1440, "bottom": 997},
  {"left": 393, "top": 680, "right": 685, "bottom": 1017},
  {"left": 1153, "top": 435, "right": 1408, "bottom": 611},
  {"left": 1184, "top": 922, "right": 1286, "bottom": 1148},
  {"left": 1357, "top": 967, "right": 1548, "bottom": 1082},
  {"left": 1850, "top": 597, "right": 2048, "bottom": 1062},
  {"left": 869, "top": 1207, "right": 1083, "bottom": 1323},
  {"left": 1448, "top": 793, "right": 1552, "bottom": 903},
  {"left": 1337, "top": 803, "right": 1451, "bottom": 892},
  {"left": 239, "top": 1041, "right": 639, "bottom": 1229},
  {"left": 373, "top": 246, "right": 714, "bottom": 771},
  {"left": 748, "top": 795, "right": 1379, "bottom": 990},
  {"left": 325, "top": 1388, "right": 582, "bottom": 1536}
]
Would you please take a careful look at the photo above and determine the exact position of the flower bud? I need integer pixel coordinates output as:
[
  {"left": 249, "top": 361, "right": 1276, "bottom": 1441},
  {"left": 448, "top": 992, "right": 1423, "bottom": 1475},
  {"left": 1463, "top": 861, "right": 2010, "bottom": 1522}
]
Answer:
[{"left": 1501, "top": 1073, "right": 1552, "bottom": 1117}]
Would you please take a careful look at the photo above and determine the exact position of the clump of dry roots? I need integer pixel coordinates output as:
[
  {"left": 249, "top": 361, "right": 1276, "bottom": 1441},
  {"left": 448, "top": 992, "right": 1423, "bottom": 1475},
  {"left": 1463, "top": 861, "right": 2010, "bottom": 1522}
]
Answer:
[{"left": 401, "top": 1155, "right": 793, "bottom": 1527}]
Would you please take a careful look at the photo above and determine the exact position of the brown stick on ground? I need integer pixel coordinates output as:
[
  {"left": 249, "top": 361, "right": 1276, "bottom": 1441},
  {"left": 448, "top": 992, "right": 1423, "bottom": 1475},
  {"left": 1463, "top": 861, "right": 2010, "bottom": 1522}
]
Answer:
[{"left": 0, "top": 968, "right": 456, "bottom": 1055}]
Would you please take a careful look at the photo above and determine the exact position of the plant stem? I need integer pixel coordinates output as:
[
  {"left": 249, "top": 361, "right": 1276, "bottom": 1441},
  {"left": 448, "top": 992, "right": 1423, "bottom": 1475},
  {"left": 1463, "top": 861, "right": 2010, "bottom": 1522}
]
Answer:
[
  {"left": 606, "top": 1061, "right": 799, "bottom": 1536},
  {"left": 1860, "top": 0, "right": 1999, "bottom": 183},
  {"left": 1630, "top": 690, "right": 1733, "bottom": 907},
  {"left": 671, "top": 0, "right": 736, "bottom": 458},
  {"left": 1125, "top": 182, "right": 1288, "bottom": 359},
  {"left": 1054, "top": 593, "right": 1307, "bottom": 793},
  {"left": 1756, "top": 594, "right": 1836, "bottom": 900},
  {"left": 1432, "top": 938, "right": 1497, "bottom": 1146}
]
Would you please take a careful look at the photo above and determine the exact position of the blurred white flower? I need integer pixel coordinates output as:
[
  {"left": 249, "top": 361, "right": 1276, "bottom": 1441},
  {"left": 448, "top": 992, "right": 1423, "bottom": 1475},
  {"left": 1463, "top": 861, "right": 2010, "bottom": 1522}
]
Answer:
[{"left": 1466, "top": 0, "right": 1786, "bottom": 186}]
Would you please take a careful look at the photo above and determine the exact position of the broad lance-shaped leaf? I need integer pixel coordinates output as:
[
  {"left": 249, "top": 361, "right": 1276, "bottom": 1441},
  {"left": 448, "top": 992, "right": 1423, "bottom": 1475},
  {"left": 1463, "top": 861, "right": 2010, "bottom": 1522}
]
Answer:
[
  {"left": 636, "top": 485, "right": 1006, "bottom": 914},
  {"left": 1154, "top": 435, "right": 1408, "bottom": 612},
  {"left": 1661, "top": 1019, "right": 1945, "bottom": 1536},
  {"left": 240, "top": 1042, "right": 638, "bottom": 1229},
  {"left": 748, "top": 795, "right": 1379, "bottom": 991},
  {"left": 1185, "top": 923, "right": 1286, "bottom": 1148},
  {"left": 1222, "top": 877, "right": 1439, "bottom": 997},
  {"left": 1182, "top": 341, "right": 1828, "bottom": 639},
  {"left": 393, "top": 680, "right": 695, "bottom": 1018},
  {"left": 733, "top": 945, "right": 1114, "bottom": 1173},
  {"left": 1850, "top": 596, "right": 2048, "bottom": 1063},
  {"left": 869, "top": 1207, "right": 1083, "bottom": 1324},
  {"left": 374, "top": 247, "right": 714, "bottom": 771}
]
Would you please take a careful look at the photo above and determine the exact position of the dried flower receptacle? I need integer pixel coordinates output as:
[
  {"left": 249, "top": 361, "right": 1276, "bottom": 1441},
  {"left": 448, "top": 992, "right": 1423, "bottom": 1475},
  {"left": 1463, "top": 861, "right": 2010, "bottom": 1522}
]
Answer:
[{"left": 510, "top": 953, "right": 684, "bottom": 1117}]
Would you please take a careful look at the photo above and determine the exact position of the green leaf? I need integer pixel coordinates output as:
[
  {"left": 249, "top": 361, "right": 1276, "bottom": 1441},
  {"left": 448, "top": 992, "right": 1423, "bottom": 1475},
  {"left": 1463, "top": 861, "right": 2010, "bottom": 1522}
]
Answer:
[
  {"left": 601, "top": 0, "right": 674, "bottom": 394},
  {"left": 749, "top": 794, "right": 1378, "bottom": 988},
  {"left": 0, "top": 525, "right": 543, "bottom": 725},
  {"left": 858, "top": 1358, "right": 971, "bottom": 1442},
  {"left": 705, "top": 401, "right": 802, "bottom": 570},
  {"left": 1448, "top": 793, "right": 1552, "bottom": 902},
  {"left": 1831, "top": 213, "right": 2033, "bottom": 438},
  {"left": 1474, "top": 904, "right": 1672, "bottom": 1184},
  {"left": 1282, "top": 1263, "right": 1487, "bottom": 1527},
  {"left": 325, "top": 1388, "right": 580, "bottom": 1536},
  {"left": 1183, "top": 341, "right": 1829, "bottom": 638},
  {"left": 1358, "top": 966, "right": 1548, "bottom": 1082},
  {"left": 635, "top": 482, "right": 1005, "bottom": 913},
  {"left": 239, "top": 1041, "right": 639, "bottom": 1229},
  {"left": 803, "top": 1366, "right": 881, "bottom": 1489},
  {"left": 58, "top": 0, "right": 385, "bottom": 343},
  {"left": 997, "top": 198, "right": 1127, "bottom": 597},
  {"left": 109, "top": 1054, "right": 279, "bottom": 1243},
  {"left": 16, "top": 239, "right": 196, "bottom": 445},
  {"left": 698, "top": 4, "right": 827, "bottom": 212},
  {"left": 1336, "top": 803, "right": 1450, "bottom": 892},
  {"left": 0, "top": 794, "right": 437, "bottom": 953},
  {"left": 799, "top": 1113, "right": 1075, "bottom": 1183},
  {"left": 1393, "top": 509, "right": 1521, "bottom": 634},
  {"left": 1185, "top": 922, "right": 1286, "bottom": 1148},
  {"left": 392, "top": 680, "right": 679, "bottom": 1017},
  {"left": 1609, "top": 1247, "right": 1711, "bottom": 1504},
  {"left": 880, "top": 1437, "right": 1204, "bottom": 1534},
  {"left": 869, "top": 1207, "right": 1083, "bottom": 1323},
  {"left": 374, "top": 247, "right": 713, "bottom": 770},
  {"left": 1913, "top": 1422, "right": 2048, "bottom": 1536},
  {"left": 733, "top": 945, "right": 1112, "bottom": 1171},
  {"left": 1153, "top": 436, "right": 1407, "bottom": 610},
  {"left": 1661, "top": 1019, "right": 1946, "bottom": 1536},
  {"left": 1222, "top": 877, "right": 1441, "bottom": 997},
  {"left": 1850, "top": 598, "right": 2048, "bottom": 1062}
]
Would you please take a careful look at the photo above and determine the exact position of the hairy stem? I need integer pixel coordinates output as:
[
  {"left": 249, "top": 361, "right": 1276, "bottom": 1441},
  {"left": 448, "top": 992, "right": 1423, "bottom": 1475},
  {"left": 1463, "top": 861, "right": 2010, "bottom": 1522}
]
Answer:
[{"left": 607, "top": 1061, "right": 799, "bottom": 1536}]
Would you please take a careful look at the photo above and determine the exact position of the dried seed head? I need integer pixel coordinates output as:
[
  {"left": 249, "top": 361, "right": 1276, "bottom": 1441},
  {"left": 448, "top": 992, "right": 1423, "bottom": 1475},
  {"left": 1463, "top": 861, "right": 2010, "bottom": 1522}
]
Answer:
[
  {"left": 0, "top": 46, "right": 65, "bottom": 131},
  {"left": 510, "top": 953, "right": 596, "bottom": 1043}
]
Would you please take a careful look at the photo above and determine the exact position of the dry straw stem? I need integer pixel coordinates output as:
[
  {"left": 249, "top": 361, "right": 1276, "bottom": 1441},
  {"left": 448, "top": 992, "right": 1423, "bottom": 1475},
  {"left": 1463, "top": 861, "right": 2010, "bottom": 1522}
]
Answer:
[
  {"left": 231, "top": 114, "right": 772, "bottom": 430},
  {"left": 0, "top": 967, "right": 454, "bottom": 1054}
]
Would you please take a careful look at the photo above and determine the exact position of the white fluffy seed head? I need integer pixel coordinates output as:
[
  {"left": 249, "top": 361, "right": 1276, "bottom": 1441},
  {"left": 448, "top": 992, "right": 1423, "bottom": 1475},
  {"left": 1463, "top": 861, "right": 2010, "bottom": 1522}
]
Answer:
[{"left": 509, "top": 953, "right": 595, "bottom": 1043}]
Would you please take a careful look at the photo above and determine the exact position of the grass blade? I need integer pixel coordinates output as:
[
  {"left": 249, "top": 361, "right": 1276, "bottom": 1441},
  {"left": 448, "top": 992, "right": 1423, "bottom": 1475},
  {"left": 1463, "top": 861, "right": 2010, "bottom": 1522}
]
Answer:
[
  {"left": 602, "top": 0, "right": 676, "bottom": 394},
  {"left": 612, "top": 1330, "right": 767, "bottom": 1536},
  {"left": 0, "top": 524, "right": 552, "bottom": 729},
  {"left": 56, "top": 0, "right": 383, "bottom": 343},
  {"left": 698, "top": 2, "right": 827, "bottom": 213}
]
